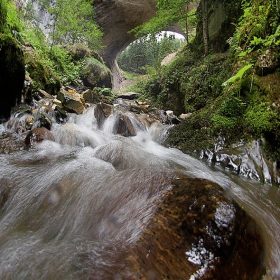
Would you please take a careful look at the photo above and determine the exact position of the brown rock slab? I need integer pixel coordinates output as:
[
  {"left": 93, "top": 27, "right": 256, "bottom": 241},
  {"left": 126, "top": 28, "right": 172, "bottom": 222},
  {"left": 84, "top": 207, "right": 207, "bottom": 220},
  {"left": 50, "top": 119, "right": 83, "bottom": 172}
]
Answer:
[
  {"left": 57, "top": 87, "right": 85, "bottom": 114},
  {"left": 128, "top": 174, "right": 266, "bottom": 280}
]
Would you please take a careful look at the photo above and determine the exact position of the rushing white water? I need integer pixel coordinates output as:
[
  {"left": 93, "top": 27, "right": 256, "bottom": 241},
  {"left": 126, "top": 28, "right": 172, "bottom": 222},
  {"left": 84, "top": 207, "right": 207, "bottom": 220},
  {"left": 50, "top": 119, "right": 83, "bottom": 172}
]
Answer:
[{"left": 0, "top": 106, "right": 279, "bottom": 279}]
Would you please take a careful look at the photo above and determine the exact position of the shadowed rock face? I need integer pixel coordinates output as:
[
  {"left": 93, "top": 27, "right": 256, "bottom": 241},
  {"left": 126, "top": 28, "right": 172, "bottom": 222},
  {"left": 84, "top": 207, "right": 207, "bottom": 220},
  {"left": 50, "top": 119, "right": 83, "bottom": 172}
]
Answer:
[{"left": 0, "top": 36, "right": 25, "bottom": 119}]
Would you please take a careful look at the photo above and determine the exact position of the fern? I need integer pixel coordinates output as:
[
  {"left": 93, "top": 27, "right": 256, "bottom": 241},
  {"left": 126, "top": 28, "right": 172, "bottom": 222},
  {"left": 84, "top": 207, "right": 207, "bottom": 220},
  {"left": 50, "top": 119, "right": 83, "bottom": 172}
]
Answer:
[{"left": 222, "top": 64, "right": 253, "bottom": 87}]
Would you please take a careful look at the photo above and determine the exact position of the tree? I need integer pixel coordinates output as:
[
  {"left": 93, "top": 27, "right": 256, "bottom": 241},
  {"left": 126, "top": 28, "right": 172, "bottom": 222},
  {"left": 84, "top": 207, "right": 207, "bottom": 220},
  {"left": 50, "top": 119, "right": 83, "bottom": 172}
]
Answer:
[
  {"left": 130, "top": 0, "right": 213, "bottom": 56},
  {"left": 117, "top": 33, "right": 184, "bottom": 74},
  {"left": 0, "top": 0, "right": 7, "bottom": 33},
  {"left": 131, "top": 0, "right": 198, "bottom": 43},
  {"left": 42, "top": 0, "right": 103, "bottom": 50},
  {"left": 201, "top": 0, "right": 208, "bottom": 55}
]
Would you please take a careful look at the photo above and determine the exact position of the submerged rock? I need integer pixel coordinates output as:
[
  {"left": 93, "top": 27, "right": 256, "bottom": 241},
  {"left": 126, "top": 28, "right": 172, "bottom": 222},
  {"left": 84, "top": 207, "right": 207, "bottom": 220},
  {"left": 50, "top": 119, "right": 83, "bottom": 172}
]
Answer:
[{"left": 129, "top": 175, "right": 265, "bottom": 279}]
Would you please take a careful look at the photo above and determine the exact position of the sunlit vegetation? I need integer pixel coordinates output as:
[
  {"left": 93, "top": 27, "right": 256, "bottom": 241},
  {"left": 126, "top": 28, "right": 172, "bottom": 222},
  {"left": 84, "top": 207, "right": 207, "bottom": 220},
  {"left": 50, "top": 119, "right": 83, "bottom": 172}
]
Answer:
[
  {"left": 1, "top": 0, "right": 103, "bottom": 88},
  {"left": 127, "top": 0, "right": 280, "bottom": 162},
  {"left": 117, "top": 32, "right": 184, "bottom": 74}
]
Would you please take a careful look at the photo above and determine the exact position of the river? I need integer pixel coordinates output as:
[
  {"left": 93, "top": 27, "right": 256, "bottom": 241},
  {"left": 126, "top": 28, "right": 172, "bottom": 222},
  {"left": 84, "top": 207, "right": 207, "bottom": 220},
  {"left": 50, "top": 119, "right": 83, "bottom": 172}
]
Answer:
[{"left": 0, "top": 106, "right": 279, "bottom": 279}]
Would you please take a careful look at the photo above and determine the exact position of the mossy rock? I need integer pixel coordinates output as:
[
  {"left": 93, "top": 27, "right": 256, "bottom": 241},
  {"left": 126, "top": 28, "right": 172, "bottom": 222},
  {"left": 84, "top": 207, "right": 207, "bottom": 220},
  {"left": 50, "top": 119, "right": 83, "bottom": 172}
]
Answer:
[
  {"left": 0, "top": 34, "right": 25, "bottom": 119},
  {"left": 63, "top": 44, "right": 104, "bottom": 62},
  {"left": 80, "top": 57, "right": 112, "bottom": 89},
  {"left": 24, "top": 48, "right": 60, "bottom": 95}
]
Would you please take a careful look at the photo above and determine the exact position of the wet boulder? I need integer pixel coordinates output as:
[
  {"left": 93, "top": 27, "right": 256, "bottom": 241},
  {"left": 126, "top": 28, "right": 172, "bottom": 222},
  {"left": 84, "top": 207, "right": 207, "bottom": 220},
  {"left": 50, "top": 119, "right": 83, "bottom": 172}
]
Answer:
[
  {"left": 129, "top": 175, "right": 265, "bottom": 280},
  {"left": 113, "top": 113, "right": 136, "bottom": 137},
  {"left": 82, "top": 89, "right": 100, "bottom": 104},
  {"left": 25, "top": 127, "right": 55, "bottom": 146},
  {"left": 94, "top": 103, "right": 113, "bottom": 129},
  {"left": 57, "top": 87, "right": 85, "bottom": 114}
]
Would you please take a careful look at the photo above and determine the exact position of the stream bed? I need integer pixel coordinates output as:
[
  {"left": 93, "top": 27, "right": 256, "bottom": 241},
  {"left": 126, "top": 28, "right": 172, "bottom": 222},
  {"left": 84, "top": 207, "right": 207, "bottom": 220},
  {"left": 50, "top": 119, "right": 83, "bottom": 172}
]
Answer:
[{"left": 0, "top": 106, "right": 279, "bottom": 279}]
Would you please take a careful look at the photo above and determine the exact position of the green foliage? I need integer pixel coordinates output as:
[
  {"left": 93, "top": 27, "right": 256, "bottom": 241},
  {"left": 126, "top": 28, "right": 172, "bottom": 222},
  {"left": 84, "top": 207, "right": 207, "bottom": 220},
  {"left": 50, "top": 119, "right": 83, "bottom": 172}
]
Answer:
[
  {"left": 211, "top": 114, "right": 238, "bottom": 134},
  {"left": 222, "top": 64, "right": 253, "bottom": 86},
  {"left": 0, "top": 0, "right": 7, "bottom": 33},
  {"left": 233, "top": 0, "right": 279, "bottom": 58},
  {"left": 131, "top": 0, "right": 280, "bottom": 164},
  {"left": 14, "top": 0, "right": 104, "bottom": 87},
  {"left": 211, "top": 96, "right": 247, "bottom": 136},
  {"left": 24, "top": 49, "right": 60, "bottom": 94},
  {"left": 130, "top": 0, "right": 198, "bottom": 41},
  {"left": 130, "top": 49, "right": 230, "bottom": 115},
  {"left": 22, "top": 22, "right": 82, "bottom": 86},
  {"left": 219, "top": 97, "right": 247, "bottom": 117},
  {"left": 0, "top": 0, "right": 23, "bottom": 37},
  {"left": 42, "top": 0, "right": 103, "bottom": 49},
  {"left": 244, "top": 102, "right": 277, "bottom": 135},
  {"left": 23, "top": 24, "right": 47, "bottom": 50},
  {"left": 118, "top": 33, "right": 184, "bottom": 74},
  {"left": 48, "top": 46, "right": 83, "bottom": 85}
]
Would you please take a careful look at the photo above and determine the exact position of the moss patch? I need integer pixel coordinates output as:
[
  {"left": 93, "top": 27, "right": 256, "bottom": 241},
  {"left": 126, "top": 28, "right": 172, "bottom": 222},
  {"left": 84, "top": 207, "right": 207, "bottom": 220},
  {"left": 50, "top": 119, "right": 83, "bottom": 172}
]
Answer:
[{"left": 24, "top": 48, "right": 61, "bottom": 95}]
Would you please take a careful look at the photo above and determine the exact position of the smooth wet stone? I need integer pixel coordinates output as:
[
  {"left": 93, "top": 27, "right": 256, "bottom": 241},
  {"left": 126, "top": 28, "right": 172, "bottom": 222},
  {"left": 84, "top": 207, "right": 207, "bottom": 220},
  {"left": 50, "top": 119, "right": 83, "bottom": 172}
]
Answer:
[
  {"left": 25, "top": 127, "right": 55, "bottom": 146},
  {"left": 94, "top": 103, "right": 113, "bottom": 128},
  {"left": 113, "top": 113, "right": 136, "bottom": 137},
  {"left": 128, "top": 175, "right": 266, "bottom": 280}
]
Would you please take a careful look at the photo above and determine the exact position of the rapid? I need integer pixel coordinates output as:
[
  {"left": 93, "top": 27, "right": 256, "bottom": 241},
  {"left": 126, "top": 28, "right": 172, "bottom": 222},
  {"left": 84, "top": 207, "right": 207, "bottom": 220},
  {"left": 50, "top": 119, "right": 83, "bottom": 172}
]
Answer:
[{"left": 0, "top": 105, "right": 279, "bottom": 279}]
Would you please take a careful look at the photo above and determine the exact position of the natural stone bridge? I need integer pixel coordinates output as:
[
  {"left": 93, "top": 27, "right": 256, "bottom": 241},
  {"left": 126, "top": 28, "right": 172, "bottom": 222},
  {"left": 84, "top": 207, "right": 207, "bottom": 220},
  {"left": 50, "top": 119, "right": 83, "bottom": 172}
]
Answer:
[
  {"left": 93, "top": 0, "right": 183, "bottom": 86},
  {"left": 93, "top": 0, "right": 241, "bottom": 88}
]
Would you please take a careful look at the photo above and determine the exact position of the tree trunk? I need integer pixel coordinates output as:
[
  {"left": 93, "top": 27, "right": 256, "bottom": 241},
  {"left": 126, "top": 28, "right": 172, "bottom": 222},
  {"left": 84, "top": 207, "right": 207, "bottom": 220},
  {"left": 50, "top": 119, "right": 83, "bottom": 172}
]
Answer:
[
  {"left": 201, "top": 0, "right": 209, "bottom": 56},
  {"left": 185, "top": 5, "right": 189, "bottom": 44}
]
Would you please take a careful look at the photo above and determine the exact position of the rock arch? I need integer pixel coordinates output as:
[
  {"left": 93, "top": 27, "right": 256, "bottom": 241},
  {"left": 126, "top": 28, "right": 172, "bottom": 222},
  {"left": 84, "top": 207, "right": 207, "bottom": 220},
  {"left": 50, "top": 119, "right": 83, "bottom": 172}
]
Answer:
[{"left": 94, "top": 0, "right": 184, "bottom": 87}]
